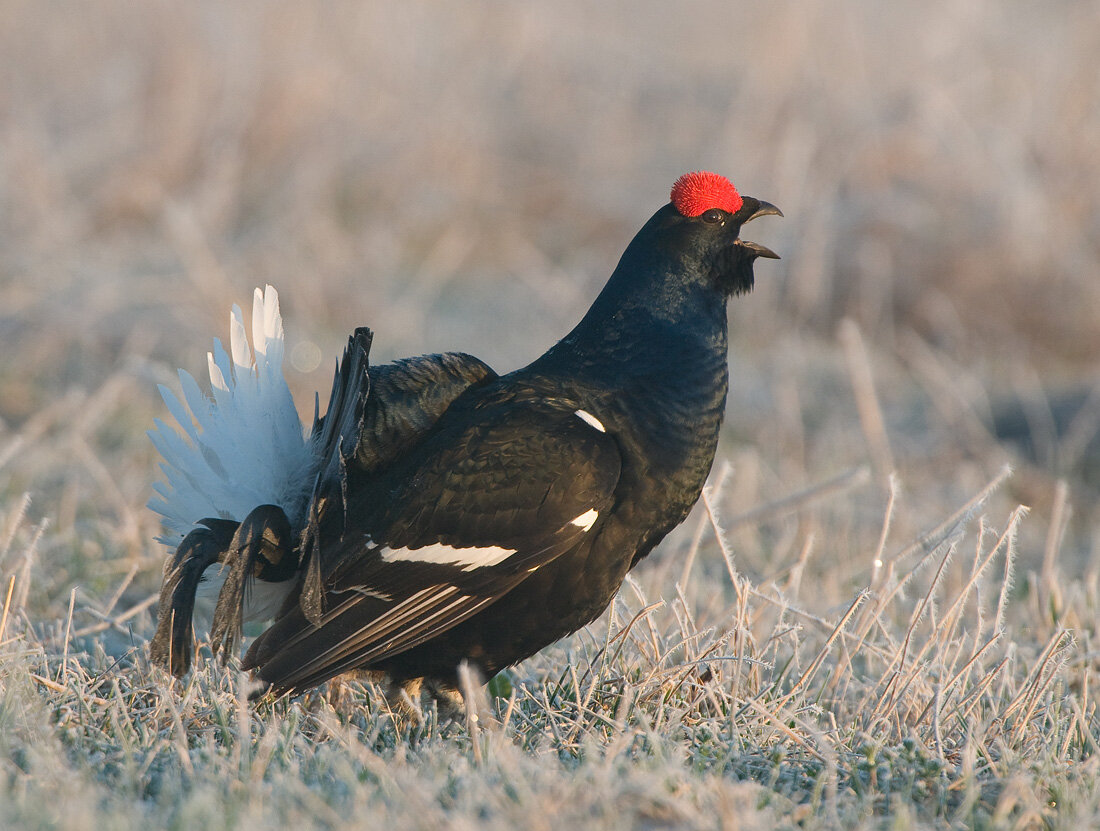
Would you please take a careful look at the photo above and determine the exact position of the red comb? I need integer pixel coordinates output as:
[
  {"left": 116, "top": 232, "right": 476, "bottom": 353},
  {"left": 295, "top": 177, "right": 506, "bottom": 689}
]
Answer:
[{"left": 670, "top": 171, "right": 743, "bottom": 217}]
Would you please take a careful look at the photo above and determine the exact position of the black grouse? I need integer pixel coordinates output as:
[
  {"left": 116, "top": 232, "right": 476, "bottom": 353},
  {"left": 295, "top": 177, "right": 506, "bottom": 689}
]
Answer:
[{"left": 148, "top": 171, "right": 781, "bottom": 704}]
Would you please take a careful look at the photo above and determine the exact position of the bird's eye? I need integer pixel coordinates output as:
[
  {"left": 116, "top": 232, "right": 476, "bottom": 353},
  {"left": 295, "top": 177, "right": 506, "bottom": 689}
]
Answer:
[{"left": 701, "top": 208, "right": 726, "bottom": 224}]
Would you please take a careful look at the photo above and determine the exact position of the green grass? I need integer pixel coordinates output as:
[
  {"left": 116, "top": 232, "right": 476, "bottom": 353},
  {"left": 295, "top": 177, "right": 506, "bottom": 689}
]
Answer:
[{"left": 3, "top": 2, "right": 1100, "bottom": 829}]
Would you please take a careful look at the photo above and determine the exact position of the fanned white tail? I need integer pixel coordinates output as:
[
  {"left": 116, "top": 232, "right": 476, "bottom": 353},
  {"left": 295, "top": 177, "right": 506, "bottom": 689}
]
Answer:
[{"left": 148, "top": 286, "right": 318, "bottom": 545}]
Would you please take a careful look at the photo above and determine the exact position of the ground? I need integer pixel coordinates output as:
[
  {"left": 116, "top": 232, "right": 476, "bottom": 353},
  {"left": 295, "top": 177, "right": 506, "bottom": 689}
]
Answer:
[{"left": 2, "top": 3, "right": 1100, "bottom": 829}]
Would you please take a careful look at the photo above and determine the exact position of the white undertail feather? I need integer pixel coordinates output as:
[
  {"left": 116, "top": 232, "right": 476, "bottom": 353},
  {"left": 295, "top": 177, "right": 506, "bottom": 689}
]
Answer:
[
  {"left": 148, "top": 286, "right": 318, "bottom": 545},
  {"left": 193, "top": 564, "right": 296, "bottom": 630}
]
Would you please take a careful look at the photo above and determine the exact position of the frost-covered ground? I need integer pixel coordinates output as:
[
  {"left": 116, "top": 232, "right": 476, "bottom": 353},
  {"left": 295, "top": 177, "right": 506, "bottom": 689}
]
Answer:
[{"left": 2, "top": 3, "right": 1099, "bottom": 828}]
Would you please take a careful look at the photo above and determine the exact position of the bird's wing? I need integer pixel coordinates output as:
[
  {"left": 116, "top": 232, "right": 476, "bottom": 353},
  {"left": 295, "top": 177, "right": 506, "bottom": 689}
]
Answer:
[
  {"left": 308, "top": 333, "right": 497, "bottom": 491},
  {"left": 299, "top": 344, "right": 498, "bottom": 622},
  {"left": 243, "top": 401, "right": 621, "bottom": 692},
  {"left": 353, "top": 351, "right": 498, "bottom": 475}
]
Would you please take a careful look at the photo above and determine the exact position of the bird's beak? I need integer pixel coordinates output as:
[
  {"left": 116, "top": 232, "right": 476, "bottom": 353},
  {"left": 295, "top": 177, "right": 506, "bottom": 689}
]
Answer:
[
  {"left": 717, "top": 197, "right": 782, "bottom": 296},
  {"left": 735, "top": 239, "right": 781, "bottom": 260},
  {"left": 735, "top": 199, "right": 783, "bottom": 260},
  {"left": 746, "top": 200, "right": 783, "bottom": 223}
]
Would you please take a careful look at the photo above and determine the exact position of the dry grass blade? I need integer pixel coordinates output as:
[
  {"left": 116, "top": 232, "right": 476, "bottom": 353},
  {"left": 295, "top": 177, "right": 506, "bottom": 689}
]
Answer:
[
  {"left": 1039, "top": 480, "right": 1069, "bottom": 623},
  {"left": 933, "top": 506, "right": 1027, "bottom": 649},
  {"left": 712, "top": 465, "right": 872, "bottom": 536},
  {"left": 1069, "top": 695, "right": 1100, "bottom": 757},
  {"left": 29, "top": 672, "right": 110, "bottom": 707},
  {"left": 839, "top": 318, "right": 894, "bottom": 478},
  {"left": 72, "top": 592, "right": 159, "bottom": 638},
  {"left": 914, "top": 633, "right": 1003, "bottom": 725},
  {"left": 869, "top": 473, "right": 899, "bottom": 590},
  {"left": 738, "top": 696, "right": 828, "bottom": 764},
  {"left": 0, "top": 492, "right": 31, "bottom": 566},
  {"left": 873, "top": 541, "right": 957, "bottom": 719},
  {"left": 773, "top": 589, "right": 869, "bottom": 707},
  {"left": 1005, "top": 630, "right": 1075, "bottom": 744},
  {"left": 882, "top": 466, "right": 1013, "bottom": 573},
  {"left": 0, "top": 574, "right": 15, "bottom": 645}
]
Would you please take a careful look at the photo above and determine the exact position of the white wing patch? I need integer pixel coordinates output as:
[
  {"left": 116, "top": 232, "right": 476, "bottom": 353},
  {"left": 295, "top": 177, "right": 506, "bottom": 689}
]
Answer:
[
  {"left": 574, "top": 409, "right": 606, "bottom": 433},
  {"left": 571, "top": 508, "right": 599, "bottom": 531},
  {"left": 349, "top": 586, "right": 394, "bottom": 601},
  {"left": 380, "top": 543, "right": 518, "bottom": 571}
]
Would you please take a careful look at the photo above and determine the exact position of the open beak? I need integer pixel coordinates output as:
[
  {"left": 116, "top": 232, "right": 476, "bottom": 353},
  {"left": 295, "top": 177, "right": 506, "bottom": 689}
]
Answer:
[
  {"left": 735, "top": 199, "right": 783, "bottom": 260},
  {"left": 719, "top": 198, "right": 782, "bottom": 295}
]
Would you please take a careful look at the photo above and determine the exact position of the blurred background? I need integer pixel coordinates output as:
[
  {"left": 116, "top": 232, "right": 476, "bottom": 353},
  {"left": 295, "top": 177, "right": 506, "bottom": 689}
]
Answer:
[{"left": 1, "top": 1, "right": 1098, "bottom": 621}]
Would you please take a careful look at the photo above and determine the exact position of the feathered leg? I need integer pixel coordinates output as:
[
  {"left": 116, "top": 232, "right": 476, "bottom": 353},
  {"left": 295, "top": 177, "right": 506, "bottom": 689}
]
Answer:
[
  {"left": 209, "top": 504, "right": 297, "bottom": 660},
  {"left": 150, "top": 518, "right": 239, "bottom": 676}
]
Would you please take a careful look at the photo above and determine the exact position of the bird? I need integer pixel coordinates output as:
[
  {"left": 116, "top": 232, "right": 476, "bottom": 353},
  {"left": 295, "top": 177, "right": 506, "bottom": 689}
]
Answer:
[{"left": 148, "top": 171, "right": 781, "bottom": 707}]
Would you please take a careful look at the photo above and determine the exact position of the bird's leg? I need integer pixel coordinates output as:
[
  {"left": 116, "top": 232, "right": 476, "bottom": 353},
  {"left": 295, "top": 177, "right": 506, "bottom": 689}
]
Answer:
[
  {"left": 319, "top": 671, "right": 431, "bottom": 728},
  {"left": 424, "top": 677, "right": 470, "bottom": 725},
  {"left": 209, "top": 504, "right": 296, "bottom": 660},
  {"left": 385, "top": 676, "right": 427, "bottom": 727},
  {"left": 149, "top": 518, "right": 239, "bottom": 676}
]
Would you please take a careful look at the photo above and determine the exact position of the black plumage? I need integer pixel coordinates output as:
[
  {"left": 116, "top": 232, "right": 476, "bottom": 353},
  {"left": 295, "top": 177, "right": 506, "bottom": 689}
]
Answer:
[{"left": 151, "top": 172, "right": 781, "bottom": 703}]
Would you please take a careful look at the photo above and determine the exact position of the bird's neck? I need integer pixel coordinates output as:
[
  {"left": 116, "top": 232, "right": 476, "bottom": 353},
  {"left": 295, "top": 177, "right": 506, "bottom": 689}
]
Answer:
[
  {"left": 523, "top": 266, "right": 731, "bottom": 540},
  {"left": 527, "top": 269, "right": 732, "bottom": 447},
  {"left": 539, "top": 255, "right": 730, "bottom": 391}
]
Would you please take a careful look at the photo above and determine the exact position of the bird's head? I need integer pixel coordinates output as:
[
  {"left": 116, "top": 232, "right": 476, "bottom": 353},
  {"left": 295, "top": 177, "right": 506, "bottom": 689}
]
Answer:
[
  {"left": 559, "top": 172, "right": 783, "bottom": 351},
  {"left": 656, "top": 171, "right": 783, "bottom": 298}
]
